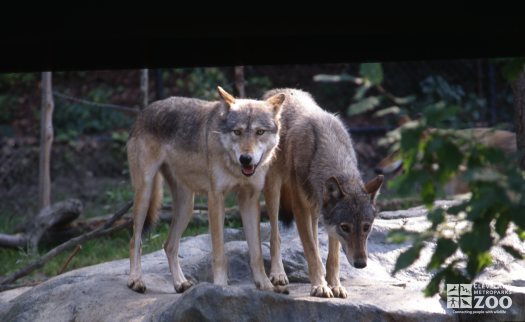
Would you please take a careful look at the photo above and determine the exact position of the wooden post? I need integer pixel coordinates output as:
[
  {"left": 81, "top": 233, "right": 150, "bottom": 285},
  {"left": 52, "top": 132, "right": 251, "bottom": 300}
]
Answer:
[
  {"left": 511, "top": 67, "right": 525, "bottom": 170},
  {"left": 140, "top": 69, "right": 149, "bottom": 109},
  {"left": 234, "top": 66, "right": 246, "bottom": 98},
  {"left": 39, "top": 72, "right": 54, "bottom": 210}
]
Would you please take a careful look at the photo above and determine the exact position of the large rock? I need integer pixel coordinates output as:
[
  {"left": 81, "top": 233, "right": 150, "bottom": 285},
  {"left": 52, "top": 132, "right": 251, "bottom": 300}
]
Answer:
[{"left": 1, "top": 201, "right": 524, "bottom": 321}]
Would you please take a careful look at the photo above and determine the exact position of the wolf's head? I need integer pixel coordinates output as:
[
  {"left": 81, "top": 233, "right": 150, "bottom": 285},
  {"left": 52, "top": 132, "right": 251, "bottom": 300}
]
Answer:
[
  {"left": 217, "top": 86, "right": 284, "bottom": 177},
  {"left": 322, "top": 175, "right": 384, "bottom": 269}
]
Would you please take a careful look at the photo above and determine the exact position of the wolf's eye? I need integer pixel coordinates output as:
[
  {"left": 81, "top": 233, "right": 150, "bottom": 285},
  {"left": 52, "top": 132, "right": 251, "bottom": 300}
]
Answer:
[
  {"left": 363, "top": 224, "right": 371, "bottom": 232},
  {"left": 340, "top": 223, "right": 350, "bottom": 233},
  {"left": 233, "top": 130, "right": 242, "bottom": 136},
  {"left": 256, "top": 129, "right": 265, "bottom": 136}
]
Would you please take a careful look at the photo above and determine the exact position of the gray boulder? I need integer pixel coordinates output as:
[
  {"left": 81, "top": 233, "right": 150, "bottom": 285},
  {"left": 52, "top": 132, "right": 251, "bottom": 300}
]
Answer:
[{"left": 1, "top": 201, "right": 524, "bottom": 321}]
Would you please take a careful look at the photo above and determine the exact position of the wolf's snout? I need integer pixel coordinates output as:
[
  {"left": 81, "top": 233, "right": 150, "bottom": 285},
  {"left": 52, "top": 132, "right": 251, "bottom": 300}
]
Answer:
[
  {"left": 374, "top": 167, "right": 384, "bottom": 174},
  {"left": 239, "top": 154, "right": 253, "bottom": 166},
  {"left": 354, "top": 259, "right": 367, "bottom": 269},
  {"left": 239, "top": 154, "right": 257, "bottom": 177}
]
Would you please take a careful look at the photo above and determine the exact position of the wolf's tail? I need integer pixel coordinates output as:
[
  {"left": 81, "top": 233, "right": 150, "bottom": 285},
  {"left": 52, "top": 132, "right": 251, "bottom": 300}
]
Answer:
[
  {"left": 144, "top": 172, "right": 163, "bottom": 232},
  {"left": 278, "top": 184, "right": 295, "bottom": 227}
]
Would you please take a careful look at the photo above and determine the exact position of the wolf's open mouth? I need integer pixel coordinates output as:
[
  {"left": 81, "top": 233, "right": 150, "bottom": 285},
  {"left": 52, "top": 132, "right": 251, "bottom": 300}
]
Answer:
[
  {"left": 241, "top": 165, "right": 256, "bottom": 177},
  {"left": 241, "top": 154, "right": 264, "bottom": 177}
]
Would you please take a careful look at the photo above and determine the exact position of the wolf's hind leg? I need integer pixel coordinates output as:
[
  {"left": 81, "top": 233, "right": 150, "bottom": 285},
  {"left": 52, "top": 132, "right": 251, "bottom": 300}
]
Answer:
[
  {"left": 128, "top": 166, "right": 159, "bottom": 293},
  {"left": 263, "top": 178, "right": 289, "bottom": 286},
  {"left": 162, "top": 168, "right": 195, "bottom": 293},
  {"left": 326, "top": 236, "right": 348, "bottom": 298}
]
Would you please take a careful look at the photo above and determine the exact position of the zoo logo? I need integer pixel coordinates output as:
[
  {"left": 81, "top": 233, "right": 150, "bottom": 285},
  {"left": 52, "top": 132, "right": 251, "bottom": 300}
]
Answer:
[
  {"left": 447, "top": 283, "right": 472, "bottom": 308},
  {"left": 446, "top": 283, "right": 513, "bottom": 311}
]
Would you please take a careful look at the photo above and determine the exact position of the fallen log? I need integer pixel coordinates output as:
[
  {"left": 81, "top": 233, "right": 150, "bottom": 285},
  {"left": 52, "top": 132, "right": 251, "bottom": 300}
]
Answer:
[
  {"left": 0, "top": 201, "right": 132, "bottom": 287},
  {"left": 0, "top": 233, "right": 26, "bottom": 249},
  {"left": 26, "top": 199, "right": 82, "bottom": 253},
  {"left": 0, "top": 198, "right": 82, "bottom": 250}
]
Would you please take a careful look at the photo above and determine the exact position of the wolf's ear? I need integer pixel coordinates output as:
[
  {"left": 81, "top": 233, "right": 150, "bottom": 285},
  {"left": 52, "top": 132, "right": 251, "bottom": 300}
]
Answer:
[
  {"left": 217, "top": 86, "right": 236, "bottom": 107},
  {"left": 265, "top": 93, "right": 285, "bottom": 115},
  {"left": 364, "top": 175, "right": 384, "bottom": 204},
  {"left": 323, "top": 177, "right": 344, "bottom": 209}
]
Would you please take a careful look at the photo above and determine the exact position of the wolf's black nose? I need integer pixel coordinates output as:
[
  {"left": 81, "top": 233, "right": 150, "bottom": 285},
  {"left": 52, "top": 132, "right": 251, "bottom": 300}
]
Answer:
[
  {"left": 240, "top": 155, "right": 252, "bottom": 166},
  {"left": 354, "top": 259, "right": 367, "bottom": 269}
]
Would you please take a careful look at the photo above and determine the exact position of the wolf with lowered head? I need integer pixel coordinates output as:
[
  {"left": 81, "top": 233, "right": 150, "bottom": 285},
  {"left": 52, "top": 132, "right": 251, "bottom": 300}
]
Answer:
[{"left": 262, "top": 88, "right": 383, "bottom": 298}]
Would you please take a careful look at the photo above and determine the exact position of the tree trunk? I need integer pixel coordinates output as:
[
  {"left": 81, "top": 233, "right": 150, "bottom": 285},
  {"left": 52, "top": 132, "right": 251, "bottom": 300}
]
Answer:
[
  {"left": 140, "top": 69, "right": 149, "bottom": 109},
  {"left": 39, "top": 72, "right": 54, "bottom": 210},
  {"left": 511, "top": 68, "right": 525, "bottom": 170},
  {"left": 234, "top": 66, "right": 246, "bottom": 98},
  {"left": 155, "top": 69, "right": 164, "bottom": 100}
]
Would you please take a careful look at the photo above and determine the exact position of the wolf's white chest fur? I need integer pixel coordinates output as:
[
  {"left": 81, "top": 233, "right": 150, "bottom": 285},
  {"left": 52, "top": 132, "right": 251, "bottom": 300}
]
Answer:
[
  {"left": 164, "top": 148, "right": 265, "bottom": 195},
  {"left": 211, "top": 163, "right": 266, "bottom": 193}
]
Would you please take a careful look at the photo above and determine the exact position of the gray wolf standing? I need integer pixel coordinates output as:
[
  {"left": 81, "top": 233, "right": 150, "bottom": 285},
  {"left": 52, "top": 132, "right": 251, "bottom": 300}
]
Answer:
[
  {"left": 262, "top": 88, "right": 383, "bottom": 298},
  {"left": 126, "top": 87, "right": 285, "bottom": 293}
]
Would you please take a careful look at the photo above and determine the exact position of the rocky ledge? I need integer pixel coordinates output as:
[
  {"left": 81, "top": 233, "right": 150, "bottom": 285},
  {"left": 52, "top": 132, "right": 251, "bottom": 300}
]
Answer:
[{"left": 1, "top": 200, "right": 524, "bottom": 321}]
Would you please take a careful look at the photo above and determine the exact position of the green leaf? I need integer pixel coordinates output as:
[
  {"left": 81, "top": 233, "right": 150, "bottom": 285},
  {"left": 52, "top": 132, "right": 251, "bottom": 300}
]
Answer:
[
  {"left": 373, "top": 106, "right": 400, "bottom": 117},
  {"left": 466, "top": 252, "right": 492, "bottom": 278},
  {"left": 427, "top": 238, "right": 458, "bottom": 270},
  {"left": 459, "top": 222, "right": 492, "bottom": 254},
  {"left": 501, "top": 245, "right": 524, "bottom": 260},
  {"left": 495, "top": 215, "right": 510, "bottom": 238},
  {"left": 392, "top": 95, "right": 416, "bottom": 106},
  {"left": 347, "top": 96, "right": 381, "bottom": 116},
  {"left": 421, "top": 180, "right": 436, "bottom": 207},
  {"left": 422, "top": 102, "right": 461, "bottom": 125},
  {"left": 517, "top": 227, "right": 525, "bottom": 241},
  {"left": 424, "top": 269, "right": 446, "bottom": 297},
  {"left": 437, "top": 140, "right": 463, "bottom": 173},
  {"left": 442, "top": 264, "right": 470, "bottom": 286},
  {"left": 447, "top": 203, "right": 467, "bottom": 215},
  {"left": 353, "top": 83, "right": 372, "bottom": 100},
  {"left": 392, "top": 243, "right": 424, "bottom": 275},
  {"left": 428, "top": 208, "right": 445, "bottom": 228},
  {"left": 511, "top": 204, "right": 525, "bottom": 230},
  {"left": 359, "top": 63, "right": 383, "bottom": 85},
  {"left": 400, "top": 127, "right": 423, "bottom": 151},
  {"left": 313, "top": 73, "right": 362, "bottom": 84}
]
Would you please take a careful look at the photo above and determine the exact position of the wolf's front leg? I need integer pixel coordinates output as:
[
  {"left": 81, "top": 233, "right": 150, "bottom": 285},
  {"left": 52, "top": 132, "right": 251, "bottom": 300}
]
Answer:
[
  {"left": 238, "top": 187, "right": 283, "bottom": 293},
  {"left": 263, "top": 178, "right": 289, "bottom": 286},
  {"left": 208, "top": 192, "right": 228, "bottom": 285},
  {"left": 164, "top": 183, "right": 195, "bottom": 293},
  {"left": 326, "top": 236, "right": 348, "bottom": 298},
  {"left": 293, "top": 198, "right": 333, "bottom": 298}
]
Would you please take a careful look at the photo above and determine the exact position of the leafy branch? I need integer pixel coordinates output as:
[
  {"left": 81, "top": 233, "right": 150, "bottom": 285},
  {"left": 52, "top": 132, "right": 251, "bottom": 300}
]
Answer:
[{"left": 388, "top": 104, "right": 525, "bottom": 296}]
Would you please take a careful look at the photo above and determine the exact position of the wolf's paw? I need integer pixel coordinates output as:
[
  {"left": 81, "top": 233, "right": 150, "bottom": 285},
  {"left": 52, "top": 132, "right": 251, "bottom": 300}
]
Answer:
[
  {"left": 127, "top": 277, "right": 146, "bottom": 293},
  {"left": 330, "top": 285, "right": 348, "bottom": 298},
  {"left": 273, "top": 285, "right": 290, "bottom": 295},
  {"left": 255, "top": 278, "right": 276, "bottom": 292},
  {"left": 174, "top": 280, "right": 194, "bottom": 293},
  {"left": 256, "top": 279, "right": 289, "bottom": 295},
  {"left": 310, "top": 284, "right": 334, "bottom": 298},
  {"left": 269, "top": 272, "right": 289, "bottom": 286}
]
